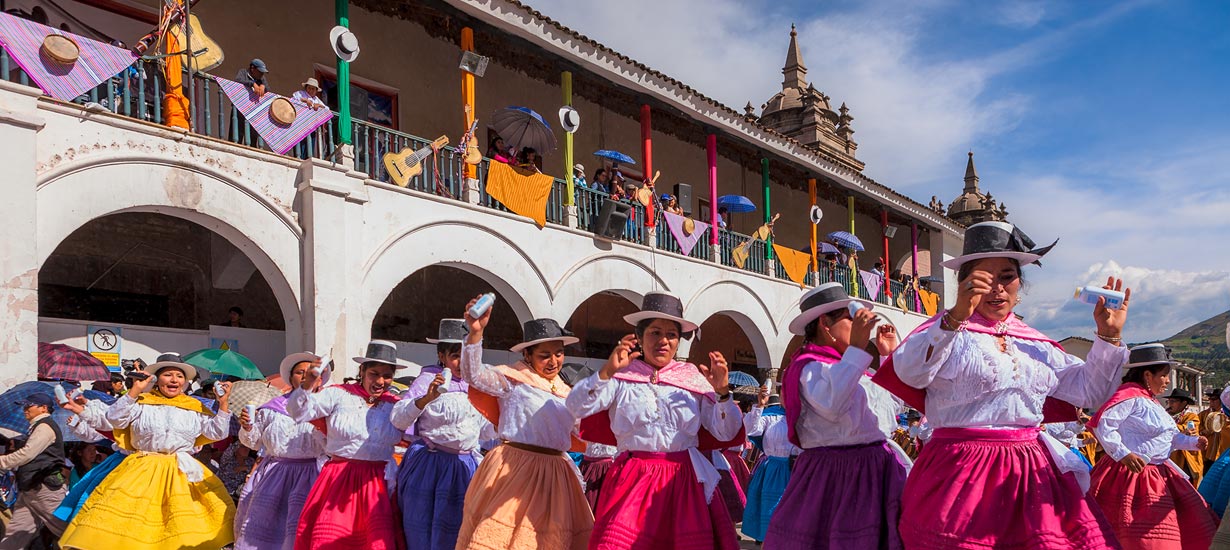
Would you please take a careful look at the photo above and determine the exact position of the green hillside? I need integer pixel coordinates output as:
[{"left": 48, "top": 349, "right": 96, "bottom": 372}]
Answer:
[{"left": 1159, "top": 310, "right": 1230, "bottom": 387}]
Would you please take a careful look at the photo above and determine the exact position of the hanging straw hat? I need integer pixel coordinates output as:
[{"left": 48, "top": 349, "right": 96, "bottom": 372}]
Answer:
[
  {"left": 41, "top": 35, "right": 79, "bottom": 65},
  {"left": 270, "top": 97, "right": 297, "bottom": 125}
]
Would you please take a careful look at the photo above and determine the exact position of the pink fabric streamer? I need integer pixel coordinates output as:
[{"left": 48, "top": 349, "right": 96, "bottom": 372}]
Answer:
[
  {"left": 213, "top": 75, "right": 333, "bottom": 155},
  {"left": 0, "top": 12, "right": 138, "bottom": 102},
  {"left": 662, "top": 211, "right": 710, "bottom": 256},
  {"left": 858, "top": 270, "right": 883, "bottom": 301}
]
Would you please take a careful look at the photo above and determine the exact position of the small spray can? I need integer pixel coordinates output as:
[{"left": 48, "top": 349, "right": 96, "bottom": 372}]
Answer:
[
  {"left": 438, "top": 369, "right": 452, "bottom": 393},
  {"left": 1187, "top": 420, "right": 1196, "bottom": 431},
  {"left": 469, "top": 293, "right": 496, "bottom": 319},
  {"left": 244, "top": 404, "right": 256, "bottom": 420},
  {"left": 1074, "top": 286, "right": 1125, "bottom": 310},
  {"left": 54, "top": 385, "right": 69, "bottom": 405}
]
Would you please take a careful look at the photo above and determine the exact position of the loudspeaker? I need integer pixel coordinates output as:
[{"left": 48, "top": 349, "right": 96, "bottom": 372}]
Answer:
[
  {"left": 459, "top": 51, "right": 490, "bottom": 77},
  {"left": 674, "top": 183, "right": 693, "bottom": 217},
  {"left": 594, "top": 199, "right": 632, "bottom": 241}
]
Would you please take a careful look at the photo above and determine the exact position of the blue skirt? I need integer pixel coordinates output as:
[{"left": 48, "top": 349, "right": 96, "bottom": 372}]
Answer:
[
  {"left": 54, "top": 450, "right": 126, "bottom": 522},
  {"left": 395, "top": 441, "right": 478, "bottom": 550},
  {"left": 1199, "top": 448, "right": 1230, "bottom": 517},
  {"left": 742, "top": 456, "right": 792, "bottom": 542}
]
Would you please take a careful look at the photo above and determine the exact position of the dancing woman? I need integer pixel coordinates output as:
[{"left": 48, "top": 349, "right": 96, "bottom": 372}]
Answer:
[
  {"left": 457, "top": 301, "right": 593, "bottom": 550},
  {"left": 740, "top": 391, "right": 799, "bottom": 544},
  {"left": 233, "top": 352, "right": 330, "bottom": 550},
  {"left": 763, "top": 283, "right": 907, "bottom": 550},
  {"left": 59, "top": 353, "right": 235, "bottom": 550},
  {"left": 874, "top": 221, "right": 1131, "bottom": 549},
  {"left": 287, "top": 341, "right": 407, "bottom": 550},
  {"left": 567, "top": 292, "right": 744, "bottom": 550},
  {"left": 1087, "top": 343, "right": 1217, "bottom": 550}
]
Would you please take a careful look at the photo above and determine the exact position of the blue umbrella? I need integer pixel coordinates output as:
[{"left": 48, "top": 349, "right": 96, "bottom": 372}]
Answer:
[
  {"left": 593, "top": 149, "right": 636, "bottom": 165},
  {"left": 491, "top": 107, "right": 556, "bottom": 154},
  {"left": 717, "top": 195, "right": 757, "bottom": 213},
  {"left": 0, "top": 382, "right": 116, "bottom": 442},
  {"left": 728, "top": 371, "right": 758, "bottom": 387},
  {"left": 827, "top": 231, "right": 865, "bottom": 252}
]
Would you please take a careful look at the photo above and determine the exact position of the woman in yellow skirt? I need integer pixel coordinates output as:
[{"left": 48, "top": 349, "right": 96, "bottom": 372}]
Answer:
[
  {"left": 59, "top": 353, "right": 236, "bottom": 550},
  {"left": 459, "top": 297, "right": 593, "bottom": 549}
]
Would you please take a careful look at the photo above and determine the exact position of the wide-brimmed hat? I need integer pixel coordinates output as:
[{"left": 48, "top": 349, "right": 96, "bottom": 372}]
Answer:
[
  {"left": 329, "top": 26, "right": 360, "bottom": 63},
  {"left": 427, "top": 319, "right": 468, "bottom": 344},
  {"left": 788, "top": 282, "right": 873, "bottom": 336},
  {"left": 510, "top": 319, "right": 579, "bottom": 353},
  {"left": 1162, "top": 387, "right": 1196, "bottom": 405},
  {"left": 352, "top": 340, "right": 408, "bottom": 369},
  {"left": 1123, "top": 343, "right": 1177, "bottom": 370},
  {"left": 302, "top": 77, "right": 320, "bottom": 89},
  {"left": 559, "top": 106, "right": 580, "bottom": 133},
  {"left": 146, "top": 352, "right": 205, "bottom": 381},
  {"left": 940, "top": 221, "right": 1057, "bottom": 270},
  {"left": 279, "top": 352, "right": 331, "bottom": 386},
  {"left": 573, "top": 163, "right": 585, "bottom": 173},
  {"left": 623, "top": 292, "right": 699, "bottom": 333}
]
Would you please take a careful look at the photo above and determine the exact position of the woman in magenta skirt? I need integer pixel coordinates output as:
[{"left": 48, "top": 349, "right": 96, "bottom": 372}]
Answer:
[{"left": 875, "top": 221, "right": 1132, "bottom": 549}]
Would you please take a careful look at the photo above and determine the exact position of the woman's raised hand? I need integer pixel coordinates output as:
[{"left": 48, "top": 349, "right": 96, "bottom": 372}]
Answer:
[
  {"left": 1093, "top": 277, "right": 1131, "bottom": 343},
  {"left": 600, "top": 334, "right": 640, "bottom": 380}
]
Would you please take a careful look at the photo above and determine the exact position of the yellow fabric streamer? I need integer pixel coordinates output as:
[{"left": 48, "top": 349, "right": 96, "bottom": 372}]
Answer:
[
  {"left": 772, "top": 244, "right": 812, "bottom": 287},
  {"left": 485, "top": 162, "right": 554, "bottom": 228},
  {"left": 112, "top": 391, "right": 216, "bottom": 452},
  {"left": 918, "top": 289, "right": 940, "bottom": 316}
]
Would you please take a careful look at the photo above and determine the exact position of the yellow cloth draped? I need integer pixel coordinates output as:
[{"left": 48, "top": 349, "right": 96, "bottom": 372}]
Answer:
[
  {"left": 112, "top": 391, "right": 216, "bottom": 452},
  {"left": 58, "top": 453, "right": 234, "bottom": 550},
  {"left": 918, "top": 289, "right": 940, "bottom": 316},
  {"left": 485, "top": 161, "right": 553, "bottom": 228},
  {"left": 772, "top": 244, "right": 811, "bottom": 287}
]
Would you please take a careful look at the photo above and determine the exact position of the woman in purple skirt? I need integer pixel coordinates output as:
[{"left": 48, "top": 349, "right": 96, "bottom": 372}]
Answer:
[
  {"left": 233, "top": 352, "right": 329, "bottom": 550},
  {"left": 763, "top": 282, "right": 909, "bottom": 550}
]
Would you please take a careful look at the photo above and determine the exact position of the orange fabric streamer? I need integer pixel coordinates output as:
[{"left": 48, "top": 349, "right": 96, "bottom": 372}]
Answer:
[
  {"left": 918, "top": 288, "right": 940, "bottom": 316},
  {"left": 485, "top": 162, "right": 554, "bottom": 228},
  {"left": 161, "top": 23, "right": 190, "bottom": 130},
  {"left": 772, "top": 244, "right": 812, "bottom": 288}
]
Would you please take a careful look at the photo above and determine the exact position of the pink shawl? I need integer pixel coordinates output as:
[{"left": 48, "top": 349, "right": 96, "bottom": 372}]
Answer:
[
  {"left": 1086, "top": 382, "right": 1154, "bottom": 429},
  {"left": 781, "top": 343, "right": 844, "bottom": 447}
]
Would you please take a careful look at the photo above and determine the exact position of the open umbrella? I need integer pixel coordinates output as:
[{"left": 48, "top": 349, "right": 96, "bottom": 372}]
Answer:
[
  {"left": 226, "top": 380, "right": 284, "bottom": 412},
  {"left": 593, "top": 149, "right": 636, "bottom": 165},
  {"left": 827, "top": 231, "right": 865, "bottom": 252},
  {"left": 732, "top": 384, "right": 761, "bottom": 396},
  {"left": 717, "top": 195, "right": 756, "bottom": 214},
  {"left": 183, "top": 348, "right": 263, "bottom": 380},
  {"left": 38, "top": 342, "right": 109, "bottom": 381},
  {"left": 491, "top": 106, "right": 556, "bottom": 154},
  {"left": 0, "top": 382, "right": 115, "bottom": 442},
  {"left": 728, "top": 370, "right": 758, "bottom": 387}
]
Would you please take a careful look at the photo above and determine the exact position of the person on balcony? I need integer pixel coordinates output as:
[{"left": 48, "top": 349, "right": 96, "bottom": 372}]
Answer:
[
  {"left": 232, "top": 352, "right": 330, "bottom": 550},
  {"left": 487, "top": 136, "right": 513, "bottom": 164},
  {"left": 662, "top": 194, "right": 683, "bottom": 215},
  {"left": 567, "top": 292, "right": 744, "bottom": 550},
  {"left": 1086, "top": 344, "right": 1217, "bottom": 550},
  {"left": 873, "top": 221, "right": 1131, "bottom": 549},
  {"left": 591, "top": 168, "right": 610, "bottom": 194},
  {"left": 717, "top": 206, "right": 729, "bottom": 229},
  {"left": 457, "top": 301, "right": 593, "bottom": 550},
  {"left": 236, "top": 59, "right": 269, "bottom": 98},
  {"left": 762, "top": 283, "right": 907, "bottom": 550},
  {"left": 573, "top": 164, "right": 588, "bottom": 189},
  {"left": 391, "top": 319, "right": 494, "bottom": 550},
  {"left": 286, "top": 341, "right": 407, "bottom": 550},
  {"left": 516, "top": 147, "right": 543, "bottom": 173},
  {"left": 293, "top": 78, "right": 326, "bottom": 111},
  {"left": 59, "top": 354, "right": 236, "bottom": 550}
]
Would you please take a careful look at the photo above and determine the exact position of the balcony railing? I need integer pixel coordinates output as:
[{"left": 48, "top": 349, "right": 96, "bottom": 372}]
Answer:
[{"left": 0, "top": 48, "right": 929, "bottom": 313}]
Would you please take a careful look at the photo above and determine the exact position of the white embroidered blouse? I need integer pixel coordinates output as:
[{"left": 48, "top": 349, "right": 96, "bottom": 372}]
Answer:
[
  {"left": 1093, "top": 397, "right": 1201, "bottom": 464},
  {"left": 794, "top": 347, "right": 903, "bottom": 448},
  {"left": 460, "top": 343, "right": 577, "bottom": 452},
  {"left": 239, "top": 402, "right": 327, "bottom": 460}
]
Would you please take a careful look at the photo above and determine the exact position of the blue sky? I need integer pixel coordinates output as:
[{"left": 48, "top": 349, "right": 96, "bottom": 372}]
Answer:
[{"left": 528, "top": 0, "right": 1230, "bottom": 342}]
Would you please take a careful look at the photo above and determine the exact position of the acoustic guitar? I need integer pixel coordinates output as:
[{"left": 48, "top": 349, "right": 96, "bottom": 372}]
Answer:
[
  {"left": 383, "top": 135, "right": 449, "bottom": 187},
  {"left": 170, "top": 13, "right": 225, "bottom": 73},
  {"left": 459, "top": 105, "right": 482, "bottom": 165}
]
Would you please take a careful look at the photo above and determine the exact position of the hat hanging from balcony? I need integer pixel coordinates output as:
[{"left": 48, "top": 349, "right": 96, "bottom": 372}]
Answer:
[
  {"left": 788, "top": 282, "right": 872, "bottom": 336},
  {"left": 510, "top": 319, "right": 579, "bottom": 353},
  {"left": 0, "top": 12, "right": 139, "bottom": 102},
  {"left": 270, "top": 97, "right": 297, "bottom": 125},
  {"left": 939, "top": 221, "right": 1057, "bottom": 270},
  {"left": 212, "top": 75, "right": 333, "bottom": 155},
  {"left": 624, "top": 292, "right": 699, "bottom": 333},
  {"left": 330, "top": 25, "right": 360, "bottom": 63},
  {"left": 426, "top": 319, "right": 469, "bottom": 344},
  {"left": 558, "top": 106, "right": 580, "bottom": 133}
]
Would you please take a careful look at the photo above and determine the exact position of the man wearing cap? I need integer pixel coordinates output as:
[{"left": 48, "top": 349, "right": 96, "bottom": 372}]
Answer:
[
  {"left": 236, "top": 59, "right": 269, "bottom": 98},
  {"left": 0, "top": 393, "right": 68, "bottom": 548},
  {"left": 1165, "top": 388, "right": 1206, "bottom": 486}
]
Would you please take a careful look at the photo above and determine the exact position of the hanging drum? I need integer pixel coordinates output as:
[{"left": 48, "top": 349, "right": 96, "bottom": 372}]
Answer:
[
  {"left": 270, "top": 97, "right": 297, "bottom": 125},
  {"left": 41, "top": 35, "right": 80, "bottom": 65}
]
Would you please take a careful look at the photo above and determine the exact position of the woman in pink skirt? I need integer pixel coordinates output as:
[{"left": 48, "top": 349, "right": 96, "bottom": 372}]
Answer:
[
  {"left": 1087, "top": 343, "right": 1218, "bottom": 549},
  {"left": 874, "top": 221, "right": 1132, "bottom": 549},
  {"left": 567, "top": 292, "right": 744, "bottom": 550}
]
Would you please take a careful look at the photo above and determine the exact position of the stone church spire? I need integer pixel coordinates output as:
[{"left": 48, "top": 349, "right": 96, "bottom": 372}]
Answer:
[
  {"left": 963, "top": 151, "right": 979, "bottom": 193},
  {"left": 783, "top": 24, "right": 807, "bottom": 90}
]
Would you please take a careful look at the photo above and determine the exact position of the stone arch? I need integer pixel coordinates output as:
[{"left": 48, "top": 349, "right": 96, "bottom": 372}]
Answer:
[
  {"left": 684, "top": 280, "right": 778, "bottom": 370},
  {"left": 36, "top": 158, "right": 304, "bottom": 351},
  {"left": 359, "top": 221, "right": 552, "bottom": 331},
  {"left": 551, "top": 254, "right": 668, "bottom": 321}
]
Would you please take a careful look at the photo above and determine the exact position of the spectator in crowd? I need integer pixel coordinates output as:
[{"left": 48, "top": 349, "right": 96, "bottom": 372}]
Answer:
[
  {"left": 872, "top": 261, "right": 885, "bottom": 278},
  {"left": 609, "top": 181, "right": 627, "bottom": 202},
  {"left": 662, "top": 194, "right": 684, "bottom": 215},
  {"left": 293, "top": 78, "right": 326, "bottom": 110},
  {"left": 225, "top": 306, "right": 244, "bottom": 328},
  {"left": 487, "top": 136, "right": 512, "bottom": 164},
  {"left": 235, "top": 59, "right": 269, "bottom": 98},
  {"left": 718, "top": 206, "right": 729, "bottom": 230},
  {"left": 516, "top": 147, "right": 542, "bottom": 173},
  {"left": 591, "top": 168, "right": 610, "bottom": 194},
  {"left": 573, "top": 164, "right": 588, "bottom": 189},
  {"left": 0, "top": 394, "right": 69, "bottom": 548}
]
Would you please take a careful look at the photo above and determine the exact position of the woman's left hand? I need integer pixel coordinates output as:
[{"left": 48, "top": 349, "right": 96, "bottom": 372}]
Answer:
[
  {"left": 1093, "top": 277, "right": 1131, "bottom": 342},
  {"left": 698, "top": 351, "right": 730, "bottom": 396},
  {"left": 875, "top": 323, "right": 900, "bottom": 356}
]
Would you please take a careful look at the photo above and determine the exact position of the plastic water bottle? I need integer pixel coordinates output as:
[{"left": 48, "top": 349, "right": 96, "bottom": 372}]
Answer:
[
  {"left": 1074, "top": 286, "right": 1125, "bottom": 309},
  {"left": 438, "top": 369, "right": 452, "bottom": 393},
  {"left": 848, "top": 301, "right": 866, "bottom": 317},
  {"left": 244, "top": 404, "right": 256, "bottom": 420},
  {"left": 762, "top": 377, "right": 773, "bottom": 395},
  {"left": 469, "top": 293, "right": 496, "bottom": 319},
  {"left": 1187, "top": 420, "right": 1196, "bottom": 431},
  {"left": 54, "top": 385, "right": 69, "bottom": 405},
  {"left": 214, "top": 383, "right": 227, "bottom": 398}
]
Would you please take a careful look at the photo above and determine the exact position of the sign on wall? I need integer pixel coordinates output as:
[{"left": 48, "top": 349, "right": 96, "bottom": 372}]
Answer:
[
  {"left": 87, "top": 325, "right": 123, "bottom": 370},
  {"left": 210, "top": 337, "right": 239, "bottom": 351}
]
